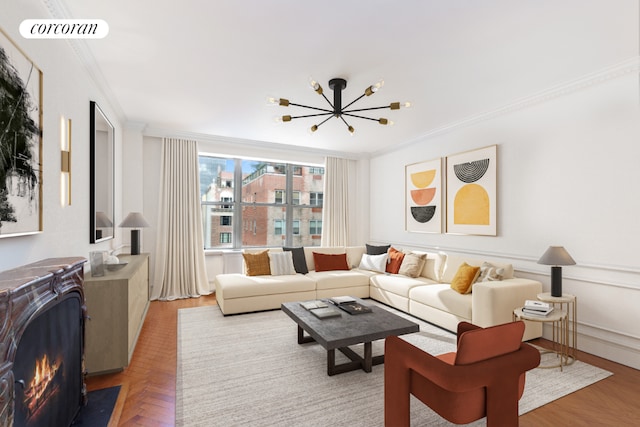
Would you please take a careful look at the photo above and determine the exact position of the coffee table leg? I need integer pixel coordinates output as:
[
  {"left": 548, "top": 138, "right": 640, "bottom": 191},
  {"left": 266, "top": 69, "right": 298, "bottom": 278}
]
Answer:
[
  {"left": 327, "top": 349, "right": 336, "bottom": 376},
  {"left": 297, "top": 325, "right": 315, "bottom": 344},
  {"left": 363, "top": 342, "right": 372, "bottom": 372},
  {"left": 327, "top": 342, "right": 380, "bottom": 376}
]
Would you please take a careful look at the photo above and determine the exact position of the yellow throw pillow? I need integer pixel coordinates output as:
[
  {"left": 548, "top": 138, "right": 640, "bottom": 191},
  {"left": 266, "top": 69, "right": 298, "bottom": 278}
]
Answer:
[
  {"left": 450, "top": 262, "right": 481, "bottom": 294},
  {"left": 242, "top": 250, "right": 271, "bottom": 276}
]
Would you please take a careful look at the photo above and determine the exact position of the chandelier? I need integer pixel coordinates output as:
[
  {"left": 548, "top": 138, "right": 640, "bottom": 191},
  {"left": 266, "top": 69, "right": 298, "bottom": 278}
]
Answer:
[{"left": 268, "top": 77, "right": 411, "bottom": 135}]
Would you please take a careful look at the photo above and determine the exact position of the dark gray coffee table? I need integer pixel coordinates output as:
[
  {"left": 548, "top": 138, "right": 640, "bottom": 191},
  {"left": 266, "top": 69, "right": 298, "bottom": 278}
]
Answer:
[{"left": 281, "top": 298, "right": 419, "bottom": 376}]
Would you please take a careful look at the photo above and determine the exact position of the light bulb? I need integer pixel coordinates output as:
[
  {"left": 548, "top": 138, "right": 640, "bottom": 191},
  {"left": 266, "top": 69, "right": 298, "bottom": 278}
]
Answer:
[
  {"left": 267, "top": 97, "right": 289, "bottom": 107},
  {"left": 371, "top": 79, "right": 384, "bottom": 92},
  {"left": 309, "top": 125, "right": 318, "bottom": 134},
  {"left": 348, "top": 126, "right": 355, "bottom": 135},
  {"left": 308, "top": 77, "right": 323, "bottom": 95}
]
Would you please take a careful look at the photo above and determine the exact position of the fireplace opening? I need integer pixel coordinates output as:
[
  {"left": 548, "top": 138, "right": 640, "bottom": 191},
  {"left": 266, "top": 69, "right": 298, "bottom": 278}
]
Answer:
[{"left": 13, "top": 294, "right": 84, "bottom": 427}]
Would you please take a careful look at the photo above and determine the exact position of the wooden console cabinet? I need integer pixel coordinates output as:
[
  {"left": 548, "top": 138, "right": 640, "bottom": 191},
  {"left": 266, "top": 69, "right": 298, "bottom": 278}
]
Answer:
[{"left": 84, "top": 253, "right": 149, "bottom": 374}]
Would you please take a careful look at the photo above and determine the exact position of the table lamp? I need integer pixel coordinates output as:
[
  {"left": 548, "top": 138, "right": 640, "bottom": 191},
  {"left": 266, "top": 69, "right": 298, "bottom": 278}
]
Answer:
[
  {"left": 537, "top": 246, "right": 576, "bottom": 297},
  {"left": 119, "top": 212, "right": 150, "bottom": 255}
]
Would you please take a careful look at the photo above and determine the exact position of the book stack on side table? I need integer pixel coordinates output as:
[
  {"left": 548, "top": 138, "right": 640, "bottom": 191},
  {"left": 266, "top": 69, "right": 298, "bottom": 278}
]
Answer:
[{"left": 522, "top": 300, "right": 553, "bottom": 317}]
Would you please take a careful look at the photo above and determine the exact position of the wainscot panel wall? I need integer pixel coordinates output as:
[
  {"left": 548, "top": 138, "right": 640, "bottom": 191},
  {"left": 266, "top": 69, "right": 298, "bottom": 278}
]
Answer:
[{"left": 368, "top": 66, "right": 640, "bottom": 369}]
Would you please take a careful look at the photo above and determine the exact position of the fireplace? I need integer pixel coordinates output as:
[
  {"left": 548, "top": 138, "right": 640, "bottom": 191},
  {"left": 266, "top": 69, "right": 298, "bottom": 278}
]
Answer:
[{"left": 0, "top": 257, "right": 86, "bottom": 427}]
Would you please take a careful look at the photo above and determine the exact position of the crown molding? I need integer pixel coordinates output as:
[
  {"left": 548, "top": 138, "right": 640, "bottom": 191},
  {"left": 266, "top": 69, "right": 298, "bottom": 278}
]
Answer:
[
  {"left": 42, "top": 0, "right": 126, "bottom": 122},
  {"left": 372, "top": 57, "right": 640, "bottom": 157},
  {"left": 141, "top": 126, "right": 368, "bottom": 161}
]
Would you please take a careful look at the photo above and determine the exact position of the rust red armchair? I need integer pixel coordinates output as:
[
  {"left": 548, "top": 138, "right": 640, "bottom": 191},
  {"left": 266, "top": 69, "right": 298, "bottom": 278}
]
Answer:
[{"left": 384, "top": 321, "right": 540, "bottom": 427}]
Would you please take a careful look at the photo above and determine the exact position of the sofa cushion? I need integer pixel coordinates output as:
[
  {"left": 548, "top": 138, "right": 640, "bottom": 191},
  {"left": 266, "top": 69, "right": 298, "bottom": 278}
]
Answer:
[
  {"left": 450, "top": 262, "right": 481, "bottom": 294},
  {"left": 398, "top": 252, "right": 426, "bottom": 278},
  {"left": 242, "top": 250, "right": 271, "bottom": 276},
  {"left": 409, "top": 251, "right": 446, "bottom": 282},
  {"left": 358, "top": 253, "right": 388, "bottom": 273},
  {"left": 386, "top": 247, "right": 405, "bottom": 274},
  {"left": 283, "top": 247, "right": 308, "bottom": 274},
  {"left": 313, "top": 252, "right": 350, "bottom": 272},
  {"left": 410, "top": 284, "right": 472, "bottom": 320},
  {"left": 307, "top": 270, "right": 371, "bottom": 290},
  {"left": 269, "top": 251, "right": 296, "bottom": 275},
  {"left": 366, "top": 243, "right": 390, "bottom": 255},
  {"left": 216, "top": 273, "right": 316, "bottom": 299},
  {"left": 370, "top": 274, "right": 436, "bottom": 298},
  {"left": 345, "top": 246, "right": 367, "bottom": 268}
]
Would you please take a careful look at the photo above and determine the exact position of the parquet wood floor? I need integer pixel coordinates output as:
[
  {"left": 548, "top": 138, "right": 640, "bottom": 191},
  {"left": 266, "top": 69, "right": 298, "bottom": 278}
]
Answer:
[{"left": 86, "top": 294, "right": 640, "bottom": 426}]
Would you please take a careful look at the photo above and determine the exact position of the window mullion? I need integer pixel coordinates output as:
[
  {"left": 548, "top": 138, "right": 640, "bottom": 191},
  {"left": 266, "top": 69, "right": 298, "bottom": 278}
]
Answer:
[
  {"left": 233, "top": 158, "right": 242, "bottom": 249},
  {"left": 285, "top": 164, "right": 293, "bottom": 247}
]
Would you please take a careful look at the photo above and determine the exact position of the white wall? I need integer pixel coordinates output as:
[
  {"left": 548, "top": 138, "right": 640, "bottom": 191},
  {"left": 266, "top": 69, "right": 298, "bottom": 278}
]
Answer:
[
  {"left": 368, "top": 65, "right": 640, "bottom": 369},
  {"left": 0, "top": 1, "right": 124, "bottom": 271}
]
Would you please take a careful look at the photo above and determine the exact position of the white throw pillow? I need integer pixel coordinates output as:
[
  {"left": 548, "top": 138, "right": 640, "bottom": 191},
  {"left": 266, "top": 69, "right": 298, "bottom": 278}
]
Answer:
[
  {"left": 476, "top": 261, "right": 505, "bottom": 282},
  {"left": 358, "top": 253, "right": 388, "bottom": 273},
  {"left": 269, "top": 251, "right": 297, "bottom": 275}
]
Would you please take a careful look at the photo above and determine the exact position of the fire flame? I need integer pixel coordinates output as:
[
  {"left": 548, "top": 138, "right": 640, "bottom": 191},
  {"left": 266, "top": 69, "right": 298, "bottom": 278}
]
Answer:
[{"left": 24, "top": 354, "right": 61, "bottom": 414}]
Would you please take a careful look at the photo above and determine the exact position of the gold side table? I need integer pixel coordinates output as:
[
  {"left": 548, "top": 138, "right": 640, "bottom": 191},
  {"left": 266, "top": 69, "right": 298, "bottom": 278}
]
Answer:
[
  {"left": 537, "top": 292, "right": 577, "bottom": 362},
  {"left": 513, "top": 307, "right": 570, "bottom": 371}
]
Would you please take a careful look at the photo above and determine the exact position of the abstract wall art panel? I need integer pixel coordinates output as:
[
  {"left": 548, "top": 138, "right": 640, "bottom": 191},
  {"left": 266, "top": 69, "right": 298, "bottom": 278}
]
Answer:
[
  {"left": 446, "top": 145, "right": 497, "bottom": 236},
  {"left": 405, "top": 158, "right": 442, "bottom": 233},
  {"left": 0, "top": 28, "right": 43, "bottom": 238}
]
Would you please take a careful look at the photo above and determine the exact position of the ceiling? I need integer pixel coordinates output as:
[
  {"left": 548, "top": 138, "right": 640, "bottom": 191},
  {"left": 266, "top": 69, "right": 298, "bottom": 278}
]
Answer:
[{"left": 54, "top": 0, "right": 636, "bottom": 155}]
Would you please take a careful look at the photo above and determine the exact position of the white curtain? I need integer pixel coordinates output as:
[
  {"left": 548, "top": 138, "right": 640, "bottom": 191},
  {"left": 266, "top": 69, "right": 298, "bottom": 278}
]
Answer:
[
  {"left": 321, "top": 157, "right": 352, "bottom": 246},
  {"left": 151, "top": 138, "right": 210, "bottom": 300}
]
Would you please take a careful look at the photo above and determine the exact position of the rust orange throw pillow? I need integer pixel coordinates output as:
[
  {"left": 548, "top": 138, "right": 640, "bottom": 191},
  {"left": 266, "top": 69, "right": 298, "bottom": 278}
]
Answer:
[
  {"left": 386, "top": 247, "right": 405, "bottom": 274},
  {"left": 312, "top": 252, "right": 350, "bottom": 272}
]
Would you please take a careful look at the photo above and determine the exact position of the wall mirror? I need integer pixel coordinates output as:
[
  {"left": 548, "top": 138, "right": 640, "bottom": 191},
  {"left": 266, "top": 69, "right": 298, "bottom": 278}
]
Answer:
[{"left": 89, "top": 101, "right": 115, "bottom": 243}]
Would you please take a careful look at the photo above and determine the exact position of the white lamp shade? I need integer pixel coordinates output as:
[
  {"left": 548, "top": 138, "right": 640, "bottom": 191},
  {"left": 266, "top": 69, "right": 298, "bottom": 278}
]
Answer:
[{"left": 118, "top": 212, "right": 150, "bottom": 228}]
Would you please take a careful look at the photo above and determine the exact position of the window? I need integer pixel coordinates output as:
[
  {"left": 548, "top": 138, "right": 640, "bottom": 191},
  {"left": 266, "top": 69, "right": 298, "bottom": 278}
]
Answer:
[
  {"left": 310, "top": 220, "right": 322, "bottom": 235},
  {"left": 221, "top": 196, "right": 233, "bottom": 209},
  {"left": 274, "top": 219, "right": 284, "bottom": 235},
  {"left": 275, "top": 190, "right": 285, "bottom": 204},
  {"left": 200, "top": 156, "right": 324, "bottom": 249},
  {"left": 310, "top": 192, "right": 323, "bottom": 206}
]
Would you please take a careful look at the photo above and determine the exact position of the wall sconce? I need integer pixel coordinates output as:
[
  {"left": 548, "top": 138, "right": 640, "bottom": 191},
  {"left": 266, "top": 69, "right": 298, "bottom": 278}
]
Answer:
[{"left": 60, "top": 116, "right": 72, "bottom": 206}]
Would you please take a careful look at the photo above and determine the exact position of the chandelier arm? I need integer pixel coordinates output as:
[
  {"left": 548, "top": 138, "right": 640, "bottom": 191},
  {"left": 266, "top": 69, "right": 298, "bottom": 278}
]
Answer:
[
  {"left": 339, "top": 115, "right": 353, "bottom": 128},
  {"left": 319, "top": 92, "right": 335, "bottom": 110},
  {"left": 341, "top": 93, "right": 366, "bottom": 111},
  {"left": 344, "top": 105, "right": 392, "bottom": 113},
  {"left": 289, "top": 112, "right": 334, "bottom": 120},
  {"left": 342, "top": 113, "right": 382, "bottom": 122},
  {"left": 288, "top": 102, "right": 334, "bottom": 113},
  {"left": 315, "top": 115, "right": 335, "bottom": 128}
]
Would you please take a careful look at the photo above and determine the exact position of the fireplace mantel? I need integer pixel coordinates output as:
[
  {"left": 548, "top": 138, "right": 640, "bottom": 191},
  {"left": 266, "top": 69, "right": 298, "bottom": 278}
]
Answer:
[{"left": 0, "top": 257, "right": 86, "bottom": 426}]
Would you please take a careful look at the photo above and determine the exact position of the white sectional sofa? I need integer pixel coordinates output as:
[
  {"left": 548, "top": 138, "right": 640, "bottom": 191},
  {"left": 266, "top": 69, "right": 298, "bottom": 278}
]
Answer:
[{"left": 214, "top": 246, "right": 543, "bottom": 340}]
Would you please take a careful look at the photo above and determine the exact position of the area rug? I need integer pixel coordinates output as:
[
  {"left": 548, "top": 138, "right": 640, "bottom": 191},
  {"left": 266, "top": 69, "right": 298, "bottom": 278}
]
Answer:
[
  {"left": 176, "top": 303, "right": 611, "bottom": 426},
  {"left": 72, "top": 385, "right": 120, "bottom": 426}
]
